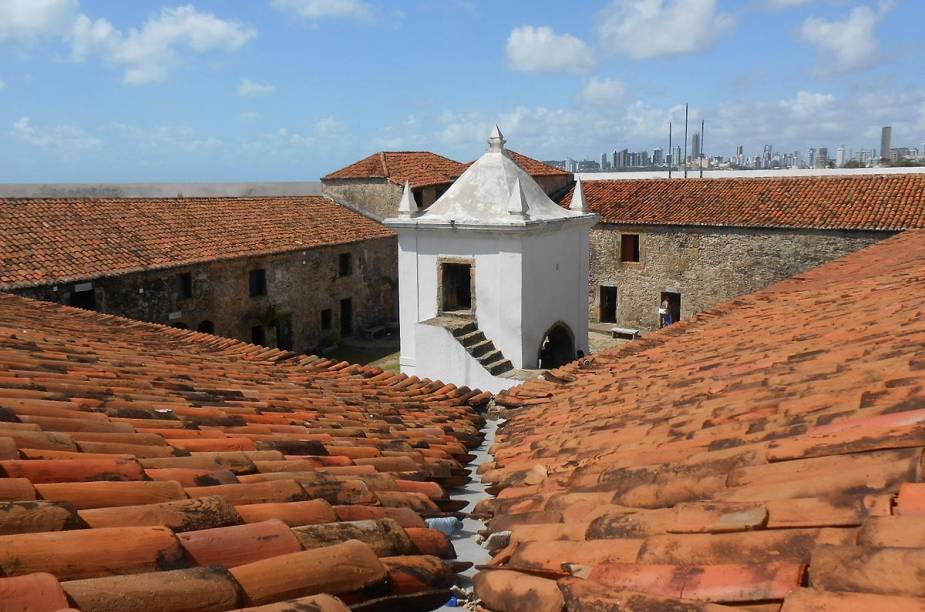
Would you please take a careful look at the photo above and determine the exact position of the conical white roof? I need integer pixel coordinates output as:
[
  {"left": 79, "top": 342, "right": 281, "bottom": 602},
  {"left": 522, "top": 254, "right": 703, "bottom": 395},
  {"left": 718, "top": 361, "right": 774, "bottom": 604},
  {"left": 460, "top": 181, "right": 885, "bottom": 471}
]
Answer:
[{"left": 407, "top": 127, "right": 589, "bottom": 227}]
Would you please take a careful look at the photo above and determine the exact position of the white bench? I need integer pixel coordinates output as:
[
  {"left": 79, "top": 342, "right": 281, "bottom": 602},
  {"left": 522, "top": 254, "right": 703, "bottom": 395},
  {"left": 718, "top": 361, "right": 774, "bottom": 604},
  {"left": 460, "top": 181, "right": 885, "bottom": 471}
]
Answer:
[
  {"left": 362, "top": 325, "right": 387, "bottom": 340},
  {"left": 611, "top": 327, "right": 640, "bottom": 340}
]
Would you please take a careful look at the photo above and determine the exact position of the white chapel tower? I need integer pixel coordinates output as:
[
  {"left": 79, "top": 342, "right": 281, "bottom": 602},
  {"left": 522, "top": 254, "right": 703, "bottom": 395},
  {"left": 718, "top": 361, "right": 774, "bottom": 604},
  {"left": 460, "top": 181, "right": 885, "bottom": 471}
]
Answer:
[{"left": 384, "top": 127, "right": 598, "bottom": 392}]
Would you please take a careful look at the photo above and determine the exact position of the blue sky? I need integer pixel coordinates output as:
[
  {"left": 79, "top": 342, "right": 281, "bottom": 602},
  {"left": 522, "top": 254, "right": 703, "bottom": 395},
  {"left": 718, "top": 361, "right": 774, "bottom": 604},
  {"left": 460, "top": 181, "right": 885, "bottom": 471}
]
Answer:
[{"left": 0, "top": 0, "right": 923, "bottom": 182}]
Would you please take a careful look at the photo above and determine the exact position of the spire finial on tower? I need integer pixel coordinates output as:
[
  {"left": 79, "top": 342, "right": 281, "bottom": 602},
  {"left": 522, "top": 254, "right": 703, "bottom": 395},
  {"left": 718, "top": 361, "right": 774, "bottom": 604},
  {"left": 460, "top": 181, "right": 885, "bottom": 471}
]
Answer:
[
  {"left": 488, "top": 125, "right": 506, "bottom": 152},
  {"left": 569, "top": 176, "right": 587, "bottom": 212},
  {"left": 507, "top": 177, "right": 528, "bottom": 218},
  {"left": 398, "top": 181, "right": 415, "bottom": 218}
]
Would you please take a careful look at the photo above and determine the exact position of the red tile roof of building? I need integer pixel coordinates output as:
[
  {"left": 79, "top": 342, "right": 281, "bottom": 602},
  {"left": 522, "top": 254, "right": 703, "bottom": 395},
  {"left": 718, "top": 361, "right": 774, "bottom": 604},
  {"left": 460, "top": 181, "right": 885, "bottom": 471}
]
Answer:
[
  {"left": 323, "top": 150, "right": 569, "bottom": 190},
  {"left": 476, "top": 230, "right": 925, "bottom": 610},
  {"left": 504, "top": 151, "right": 570, "bottom": 177},
  {"left": 558, "top": 174, "right": 925, "bottom": 230},
  {"left": 0, "top": 292, "right": 489, "bottom": 610},
  {"left": 0, "top": 196, "right": 394, "bottom": 290},
  {"left": 322, "top": 152, "right": 468, "bottom": 189}
]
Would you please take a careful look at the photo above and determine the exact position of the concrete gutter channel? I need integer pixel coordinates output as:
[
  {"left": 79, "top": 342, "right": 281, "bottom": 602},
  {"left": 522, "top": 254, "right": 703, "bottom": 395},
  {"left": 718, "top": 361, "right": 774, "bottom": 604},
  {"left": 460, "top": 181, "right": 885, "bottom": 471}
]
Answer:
[{"left": 437, "top": 415, "right": 501, "bottom": 610}]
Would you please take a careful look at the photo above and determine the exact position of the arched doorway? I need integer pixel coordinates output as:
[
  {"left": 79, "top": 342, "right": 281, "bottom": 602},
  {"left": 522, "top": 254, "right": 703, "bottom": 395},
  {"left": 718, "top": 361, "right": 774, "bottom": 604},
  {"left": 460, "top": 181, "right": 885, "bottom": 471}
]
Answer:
[
  {"left": 538, "top": 322, "right": 575, "bottom": 369},
  {"left": 197, "top": 320, "right": 215, "bottom": 334},
  {"left": 170, "top": 322, "right": 188, "bottom": 330}
]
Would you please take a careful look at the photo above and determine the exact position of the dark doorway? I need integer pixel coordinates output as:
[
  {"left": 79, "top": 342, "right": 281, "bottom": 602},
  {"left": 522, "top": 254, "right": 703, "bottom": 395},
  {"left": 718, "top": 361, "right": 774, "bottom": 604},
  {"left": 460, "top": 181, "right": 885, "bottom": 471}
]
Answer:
[
  {"left": 660, "top": 291, "right": 681, "bottom": 327},
  {"left": 197, "top": 320, "right": 215, "bottom": 334},
  {"left": 170, "top": 322, "right": 189, "bottom": 330},
  {"left": 69, "top": 288, "right": 96, "bottom": 310},
  {"left": 441, "top": 262, "right": 472, "bottom": 312},
  {"left": 251, "top": 325, "right": 266, "bottom": 346},
  {"left": 538, "top": 323, "right": 576, "bottom": 369},
  {"left": 599, "top": 286, "right": 617, "bottom": 323},
  {"left": 340, "top": 298, "right": 353, "bottom": 337},
  {"left": 276, "top": 315, "right": 293, "bottom": 351}
]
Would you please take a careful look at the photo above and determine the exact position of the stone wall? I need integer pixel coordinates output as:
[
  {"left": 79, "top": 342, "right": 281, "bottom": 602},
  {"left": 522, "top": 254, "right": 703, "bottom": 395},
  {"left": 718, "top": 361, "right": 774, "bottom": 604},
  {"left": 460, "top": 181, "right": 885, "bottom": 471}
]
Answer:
[
  {"left": 321, "top": 179, "right": 402, "bottom": 221},
  {"left": 589, "top": 224, "right": 894, "bottom": 331},
  {"left": 15, "top": 236, "right": 398, "bottom": 354}
]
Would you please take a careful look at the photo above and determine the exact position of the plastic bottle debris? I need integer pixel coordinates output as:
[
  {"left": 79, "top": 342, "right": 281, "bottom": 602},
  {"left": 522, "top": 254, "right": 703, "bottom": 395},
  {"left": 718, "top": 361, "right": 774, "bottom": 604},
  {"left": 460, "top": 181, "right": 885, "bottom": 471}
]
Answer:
[{"left": 425, "top": 516, "right": 463, "bottom": 536}]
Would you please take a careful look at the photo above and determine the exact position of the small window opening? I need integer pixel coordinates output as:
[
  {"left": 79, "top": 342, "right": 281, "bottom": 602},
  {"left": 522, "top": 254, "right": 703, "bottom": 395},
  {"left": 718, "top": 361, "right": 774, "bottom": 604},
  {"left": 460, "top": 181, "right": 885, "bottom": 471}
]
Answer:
[
  {"left": 197, "top": 320, "right": 215, "bottom": 334},
  {"left": 413, "top": 189, "right": 423, "bottom": 208},
  {"left": 251, "top": 325, "right": 266, "bottom": 346},
  {"left": 441, "top": 262, "right": 472, "bottom": 312},
  {"left": 176, "top": 272, "right": 193, "bottom": 299},
  {"left": 599, "top": 286, "right": 618, "bottom": 323},
  {"left": 170, "top": 322, "right": 189, "bottom": 330},
  {"left": 249, "top": 269, "right": 267, "bottom": 297},
  {"left": 621, "top": 234, "right": 640, "bottom": 262},
  {"left": 338, "top": 253, "right": 353, "bottom": 277},
  {"left": 321, "top": 308, "right": 333, "bottom": 330},
  {"left": 69, "top": 287, "right": 96, "bottom": 310},
  {"left": 340, "top": 298, "right": 353, "bottom": 336}
]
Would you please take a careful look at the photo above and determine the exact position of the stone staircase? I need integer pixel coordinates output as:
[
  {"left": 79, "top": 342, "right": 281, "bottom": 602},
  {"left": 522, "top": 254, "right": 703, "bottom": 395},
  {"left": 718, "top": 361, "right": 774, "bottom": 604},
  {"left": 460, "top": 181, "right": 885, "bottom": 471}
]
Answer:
[{"left": 442, "top": 317, "right": 514, "bottom": 376}]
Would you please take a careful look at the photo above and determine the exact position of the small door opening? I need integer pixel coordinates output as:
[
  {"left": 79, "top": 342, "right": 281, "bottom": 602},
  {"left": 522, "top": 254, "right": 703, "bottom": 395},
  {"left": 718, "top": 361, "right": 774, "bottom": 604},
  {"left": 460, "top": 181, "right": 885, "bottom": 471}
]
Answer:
[
  {"left": 441, "top": 262, "right": 472, "bottom": 312},
  {"left": 275, "top": 314, "right": 293, "bottom": 351},
  {"left": 660, "top": 291, "right": 681, "bottom": 327},
  {"left": 251, "top": 325, "right": 266, "bottom": 346},
  {"left": 538, "top": 323, "right": 576, "bottom": 369},
  {"left": 196, "top": 320, "right": 215, "bottom": 334},
  {"left": 599, "top": 286, "right": 617, "bottom": 323},
  {"left": 340, "top": 298, "right": 353, "bottom": 337}
]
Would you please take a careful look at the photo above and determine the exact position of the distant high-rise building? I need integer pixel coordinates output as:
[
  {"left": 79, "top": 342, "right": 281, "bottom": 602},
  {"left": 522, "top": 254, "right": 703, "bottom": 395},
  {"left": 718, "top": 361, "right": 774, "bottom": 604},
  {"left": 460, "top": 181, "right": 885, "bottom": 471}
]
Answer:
[
  {"left": 601, "top": 153, "right": 609, "bottom": 170},
  {"left": 808, "top": 147, "right": 817, "bottom": 168},
  {"left": 691, "top": 131, "right": 701, "bottom": 160},
  {"left": 836, "top": 145, "right": 846, "bottom": 167},
  {"left": 612, "top": 149, "right": 618, "bottom": 168},
  {"left": 652, "top": 147, "right": 664, "bottom": 165},
  {"left": 673, "top": 145, "right": 682, "bottom": 167},
  {"left": 880, "top": 126, "right": 892, "bottom": 163},
  {"left": 814, "top": 147, "right": 829, "bottom": 169}
]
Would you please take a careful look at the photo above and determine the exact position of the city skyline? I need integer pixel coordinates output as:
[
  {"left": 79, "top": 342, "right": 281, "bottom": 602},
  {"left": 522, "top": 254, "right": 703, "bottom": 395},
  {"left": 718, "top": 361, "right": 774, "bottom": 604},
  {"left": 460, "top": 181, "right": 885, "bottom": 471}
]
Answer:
[{"left": 0, "top": 1, "right": 923, "bottom": 182}]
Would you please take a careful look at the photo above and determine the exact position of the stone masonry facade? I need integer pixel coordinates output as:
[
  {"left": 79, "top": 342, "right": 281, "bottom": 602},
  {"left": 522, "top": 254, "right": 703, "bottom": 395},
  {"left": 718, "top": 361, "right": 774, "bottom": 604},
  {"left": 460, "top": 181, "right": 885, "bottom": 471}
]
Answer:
[
  {"left": 589, "top": 224, "right": 894, "bottom": 331},
  {"left": 15, "top": 236, "right": 397, "bottom": 354}
]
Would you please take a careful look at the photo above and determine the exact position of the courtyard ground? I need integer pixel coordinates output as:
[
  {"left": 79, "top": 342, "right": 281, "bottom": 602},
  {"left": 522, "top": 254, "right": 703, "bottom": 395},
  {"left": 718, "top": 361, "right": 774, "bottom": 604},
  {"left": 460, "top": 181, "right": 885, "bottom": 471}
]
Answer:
[{"left": 328, "top": 326, "right": 633, "bottom": 374}]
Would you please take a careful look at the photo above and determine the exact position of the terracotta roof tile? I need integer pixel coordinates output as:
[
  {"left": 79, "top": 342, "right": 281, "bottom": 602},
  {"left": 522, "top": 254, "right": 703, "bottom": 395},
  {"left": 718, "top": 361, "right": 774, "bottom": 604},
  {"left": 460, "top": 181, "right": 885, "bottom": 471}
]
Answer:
[
  {"left": 0, "top": 196, "right": 394, "bottom": 289},
  {"left": 323, "top": 152, "right": 467, "bottom": 189},
  {"left": 557, "top": 174, "right": 925, "bottom": 230},
  {"left": 323, "top": 150, "right": 569, "bottom": 189},
  {"left": 478, "top": 230, "right": 925, "bottom": 608},
  {"left": 0, "top": 292, "right": 485, "bottom": 610}
]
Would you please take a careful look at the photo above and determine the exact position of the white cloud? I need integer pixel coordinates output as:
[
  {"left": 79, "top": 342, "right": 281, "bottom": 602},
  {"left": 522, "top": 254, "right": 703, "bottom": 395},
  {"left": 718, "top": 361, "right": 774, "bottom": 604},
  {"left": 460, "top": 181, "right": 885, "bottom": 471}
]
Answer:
[
  {"left": 239, "top": 111, "right": 262, "bottom": 121},
  {"left": 780, "top": 90, "right": 835, "bottom": 119},
  {"left": 0, "top": 78, "right": 5, "bottom": 91},
  {"left": 109, "top": 122, "right": 223, "bottom": 152},
  {"left": 269, "top": 0, "right": 370, "bottom": 20},
  {"left": 581, "top": 77, "right": 626, "bottom": 106},
  {"left": 313, "top": 117, "right": 346, "bottom": 136},
  {"left": 799, "top": 4, "right": 889, "bottom": 74},
  {"left": 597, "top": 0, "right": 734, "bottom": 59},
  {"left": 12, "top": 116, "right": 102, "bottom": 151},
  {"left": 767, "top": 0, "right": 814, "bottom": 6},
  {"left": 70, "top": 5, "right": 256, "bottom": 84},
  {"left": 0, "top": 0, "right": 78, "bottom": 44},
  {"left": 237, "top": 79, "right": 275, "bottom": 97},
  {"left": 506, "top": 25, "right": 594, "bottom": 73}
]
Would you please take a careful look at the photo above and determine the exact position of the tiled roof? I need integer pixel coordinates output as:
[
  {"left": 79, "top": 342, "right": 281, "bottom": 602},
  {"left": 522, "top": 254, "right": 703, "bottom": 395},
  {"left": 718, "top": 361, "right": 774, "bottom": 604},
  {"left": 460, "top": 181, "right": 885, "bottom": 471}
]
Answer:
[
  {"left": 558, "top": 174, "right": 925, "bottom": 230},
  {"left": 0, "top": 293, "right": 489, "bottom": 611},
  {"left": 475, "top": 230, "right": 925, "bottom": 610},
  {"left": 323, "top": 150, "right": 569, "bottom": 190},
  {"left": 504, "top": 151, "right": 570, "bottom": 177},
  {"left": 0, "top": 196, "right": 394, "bottom": 290},
  {"left": 322, "top": 152, "right": 468, "bottom": 189}
]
